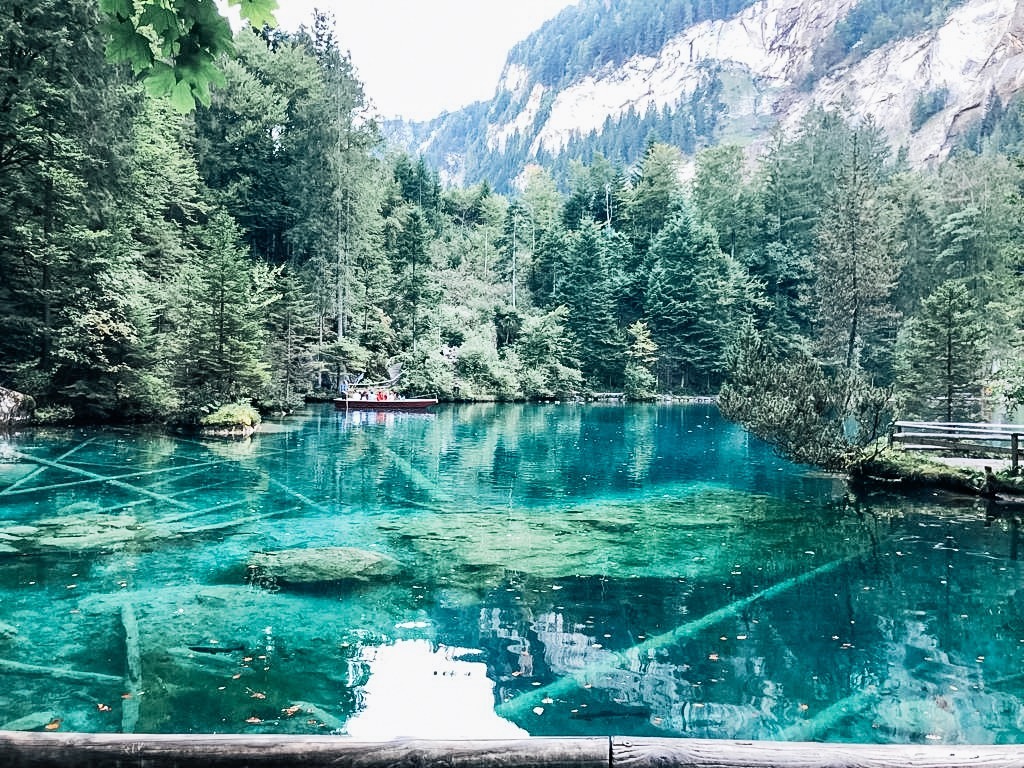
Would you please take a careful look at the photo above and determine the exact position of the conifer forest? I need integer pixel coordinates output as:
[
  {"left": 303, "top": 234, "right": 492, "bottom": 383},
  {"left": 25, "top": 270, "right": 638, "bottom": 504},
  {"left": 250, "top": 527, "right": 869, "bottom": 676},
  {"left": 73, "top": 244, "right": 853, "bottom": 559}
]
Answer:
[{"left": 3, "top": 0, "right": 1024, "bottom": 456}]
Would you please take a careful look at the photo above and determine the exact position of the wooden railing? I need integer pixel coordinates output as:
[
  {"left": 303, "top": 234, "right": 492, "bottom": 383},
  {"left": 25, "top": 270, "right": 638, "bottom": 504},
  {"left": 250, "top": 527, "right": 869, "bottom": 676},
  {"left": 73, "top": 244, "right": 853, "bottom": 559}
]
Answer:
[
  {"left": 889, "top": 420, "right": 1024, "bottom": 471},
  {"left": 5, "top": 733, "right": 1024, "bottom": 768}
]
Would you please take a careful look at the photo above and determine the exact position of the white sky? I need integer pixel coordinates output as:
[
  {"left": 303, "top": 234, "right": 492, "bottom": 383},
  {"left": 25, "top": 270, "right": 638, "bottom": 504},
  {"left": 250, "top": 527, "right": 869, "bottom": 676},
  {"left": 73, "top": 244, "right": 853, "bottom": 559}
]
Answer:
[{"left": 271, "top": 1, "right": 576, "bottom": 121}]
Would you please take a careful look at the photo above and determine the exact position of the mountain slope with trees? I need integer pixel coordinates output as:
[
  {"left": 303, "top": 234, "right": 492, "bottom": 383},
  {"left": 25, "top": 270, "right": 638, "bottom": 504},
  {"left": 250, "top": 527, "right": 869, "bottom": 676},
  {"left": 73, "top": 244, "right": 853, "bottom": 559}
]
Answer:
[{"left": 392, "top": 0, "right": 1022, "bottom": 193}]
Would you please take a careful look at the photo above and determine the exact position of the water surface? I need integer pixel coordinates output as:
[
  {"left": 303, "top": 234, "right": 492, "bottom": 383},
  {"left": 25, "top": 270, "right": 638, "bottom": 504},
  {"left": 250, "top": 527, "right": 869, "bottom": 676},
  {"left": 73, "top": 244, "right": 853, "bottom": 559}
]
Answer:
[{"left": 0, "top": 403, "right": 1022, "bottom": 742}]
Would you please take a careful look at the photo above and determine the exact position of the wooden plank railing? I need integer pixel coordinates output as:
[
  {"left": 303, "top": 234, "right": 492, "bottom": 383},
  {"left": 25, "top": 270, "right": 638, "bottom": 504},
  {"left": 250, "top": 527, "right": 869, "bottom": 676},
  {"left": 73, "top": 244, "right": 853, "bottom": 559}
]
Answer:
[
  {"left": 5, "top": 734, "right": 1024, "bottom": 768},
  {"left": 889, "top": 420, "right": 1024, "bottom": 471}
]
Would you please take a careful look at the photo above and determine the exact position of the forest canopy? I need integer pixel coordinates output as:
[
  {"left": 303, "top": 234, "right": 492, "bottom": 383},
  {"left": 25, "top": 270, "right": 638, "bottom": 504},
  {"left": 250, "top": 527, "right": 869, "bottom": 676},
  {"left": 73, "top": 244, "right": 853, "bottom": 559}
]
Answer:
[{"left": 2, "top": 0, "right": 1024, "bottom": 462}]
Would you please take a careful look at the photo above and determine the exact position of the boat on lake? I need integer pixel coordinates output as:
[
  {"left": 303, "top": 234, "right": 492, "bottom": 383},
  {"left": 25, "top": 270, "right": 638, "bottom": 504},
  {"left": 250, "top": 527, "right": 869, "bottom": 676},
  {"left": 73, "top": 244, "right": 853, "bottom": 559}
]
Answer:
[{"left": 333, "top": 395, "right": 438, "bottom": 411}]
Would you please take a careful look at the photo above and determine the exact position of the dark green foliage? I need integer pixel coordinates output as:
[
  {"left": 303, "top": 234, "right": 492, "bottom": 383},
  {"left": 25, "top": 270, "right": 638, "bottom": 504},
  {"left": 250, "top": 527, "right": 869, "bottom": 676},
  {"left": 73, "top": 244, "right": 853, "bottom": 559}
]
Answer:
[
  {"left": 811, "top": 125, "right": 898, "bottom": 371},
  {"left": 0, "top": 0, "right": 141, "bottom": 415},
  {"left": 200, "top": 402, "right": 261, "bottom": 428},
  {"left": 98, "top": 0, "right": 277, "bottom": 112},
  {"left": 895, "top": 280, "right": 988, "bottom": 422},
  {"left": 644, "top": 208, "right": 750, "bottom": 392},
  {"left": 513, "top": 308, "right": 584, "bottom": 399},
  {"left": 6, "top": 0, "right": 1024, "bottom": 466},
  {"left": 810, "top": 0, "right": 968, "bottom": 85},
  {"left": 176, "top": 212, "right": 274, "bottom": 411},
  {"left": 720, "top": 324, "right": 893, "bottom": 470},
  {"left": 910, "top": 88, "right": 948, "bottom": 131},
  {"left": 555, "top": 222, "right": 625, "bottom": 387}
]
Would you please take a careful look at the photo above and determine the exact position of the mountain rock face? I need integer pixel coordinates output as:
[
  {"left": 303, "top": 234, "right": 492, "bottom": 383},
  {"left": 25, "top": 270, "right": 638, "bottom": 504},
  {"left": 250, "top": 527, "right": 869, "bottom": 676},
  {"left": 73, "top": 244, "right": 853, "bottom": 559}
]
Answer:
[{"left": 409, "top": 0, "right": 1024, "bottom": 188}]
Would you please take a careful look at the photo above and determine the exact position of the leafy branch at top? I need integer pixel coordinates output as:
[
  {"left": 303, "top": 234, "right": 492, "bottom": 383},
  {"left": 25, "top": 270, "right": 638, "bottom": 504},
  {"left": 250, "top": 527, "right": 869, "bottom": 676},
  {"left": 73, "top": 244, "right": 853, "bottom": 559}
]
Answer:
[{"left": 99, "top": 0, "right": 278, "bottom": 112}]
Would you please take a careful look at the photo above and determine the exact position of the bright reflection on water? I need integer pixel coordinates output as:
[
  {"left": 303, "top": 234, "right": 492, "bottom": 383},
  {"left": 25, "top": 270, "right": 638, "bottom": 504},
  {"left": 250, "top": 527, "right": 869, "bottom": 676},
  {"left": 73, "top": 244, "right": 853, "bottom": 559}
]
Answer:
[{"left": 0, "top": 403, "right": 1023, "bottom": 742}]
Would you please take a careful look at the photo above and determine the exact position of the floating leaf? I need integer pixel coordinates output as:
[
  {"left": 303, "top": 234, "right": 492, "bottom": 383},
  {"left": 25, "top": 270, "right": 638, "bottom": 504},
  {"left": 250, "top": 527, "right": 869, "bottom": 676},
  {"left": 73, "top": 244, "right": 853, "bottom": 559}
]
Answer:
[{"left": 44, "top": 718, "right": 61, "bottom": 731}]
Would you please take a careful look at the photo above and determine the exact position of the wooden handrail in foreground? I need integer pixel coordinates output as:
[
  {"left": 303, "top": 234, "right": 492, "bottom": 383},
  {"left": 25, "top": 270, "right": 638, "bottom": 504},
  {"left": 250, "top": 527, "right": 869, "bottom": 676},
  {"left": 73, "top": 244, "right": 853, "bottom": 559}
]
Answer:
[{"left": 3, "top": 733, "right": 1024, "bottom": 768}]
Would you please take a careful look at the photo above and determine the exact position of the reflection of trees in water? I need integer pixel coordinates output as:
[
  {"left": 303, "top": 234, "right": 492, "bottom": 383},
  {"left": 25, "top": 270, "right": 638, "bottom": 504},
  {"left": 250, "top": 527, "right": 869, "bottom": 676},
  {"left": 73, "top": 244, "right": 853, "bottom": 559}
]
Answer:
[{"left": 468, "top": 501, "right": 1024, "bottom": 742}]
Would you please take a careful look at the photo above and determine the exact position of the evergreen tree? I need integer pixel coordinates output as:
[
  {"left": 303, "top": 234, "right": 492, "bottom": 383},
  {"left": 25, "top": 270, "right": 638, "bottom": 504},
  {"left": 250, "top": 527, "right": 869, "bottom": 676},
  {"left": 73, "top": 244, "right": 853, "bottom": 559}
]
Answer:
[
  {"left": 623, "top": 320, "right": 658, "bottom": 399},
  {"left": 555, "top": 221, "right": 625, "bottom": 387},
  {"left": 811, "top": 129, "right": 899, "bottom": 374},
  {"left": 692, "top": 144, "right": 760, "bottom": 260},
  {"left": 264, "top": 265, "right": 318, "bottom": 407},
  {"left": 895, "top": 280, "right": 988, "bottom": 422},
  {"left": 386, "top": 205, "right": 438, "bottom": 354},
  {"left": 645, "top": 208, "right": 753, "bottom": 391},
  {"left": 0, "top": 0, "right": 138, "bottom": 412},
  {"left": 177, "top": 212, "right": 275, "bottom": 409},
  {"left": 624, "top": 141, "right": 686, "bottom": 253},
  {"left": 890, "top": 174, "right": 941, "bottom": 316}
]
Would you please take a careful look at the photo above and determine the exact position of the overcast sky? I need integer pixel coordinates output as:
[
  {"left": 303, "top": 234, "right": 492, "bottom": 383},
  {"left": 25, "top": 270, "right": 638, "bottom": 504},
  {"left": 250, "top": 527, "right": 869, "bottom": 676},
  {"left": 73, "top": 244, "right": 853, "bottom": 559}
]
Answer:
[{"left": 270, "top": 1, "right": 576, "bottom": 121}]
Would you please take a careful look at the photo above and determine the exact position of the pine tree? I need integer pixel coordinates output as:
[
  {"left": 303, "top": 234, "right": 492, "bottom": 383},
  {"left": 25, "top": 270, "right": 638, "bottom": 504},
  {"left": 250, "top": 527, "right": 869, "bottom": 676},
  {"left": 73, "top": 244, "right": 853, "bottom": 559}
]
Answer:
[
  {"left": 555, "top": 221, "right": 625, "bottom": 387},
  {"left": 645, "top": 208, "right": 754, "bottom": 392},
  {"left": 811, "top": 129, "right": 899, "bottom": 373},
  {"left": 895, "top": 280, "right": 988, "bottom": 422},
  {"left": 177, "top": 212, "right": 275, "bottom": 410}
]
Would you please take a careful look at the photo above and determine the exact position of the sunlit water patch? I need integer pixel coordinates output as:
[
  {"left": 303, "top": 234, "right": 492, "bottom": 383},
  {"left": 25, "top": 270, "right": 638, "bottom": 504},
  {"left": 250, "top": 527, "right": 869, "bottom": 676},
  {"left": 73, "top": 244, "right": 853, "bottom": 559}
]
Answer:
[{"left": 0, "top": 403, "right": 1022, "bottom": 742}]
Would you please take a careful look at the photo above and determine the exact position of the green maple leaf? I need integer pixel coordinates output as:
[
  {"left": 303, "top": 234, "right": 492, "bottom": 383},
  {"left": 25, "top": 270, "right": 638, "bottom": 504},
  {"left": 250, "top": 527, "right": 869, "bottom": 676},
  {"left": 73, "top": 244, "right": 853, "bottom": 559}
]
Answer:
[
  {"left": 105, "top": 21, "right": 154, "bottom": 74},
  {"left": 230, "top": 0, "right": 278, "bottom": 29},
  {"left": 139, "top": 5, "right": 180, "bottom": 37},
  {"left": 97, "top": 0, "right": 132, "bottom": 20},
  {"left": 170, "top": 79, "right": 197, "bottom": 113},
  {"left": 143, "top": 62, "right": 177, "bottom": 97}
]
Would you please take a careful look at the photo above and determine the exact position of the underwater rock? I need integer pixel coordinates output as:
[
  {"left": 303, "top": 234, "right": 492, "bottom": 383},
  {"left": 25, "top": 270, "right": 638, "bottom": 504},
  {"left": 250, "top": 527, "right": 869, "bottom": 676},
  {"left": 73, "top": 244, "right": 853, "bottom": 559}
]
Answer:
[
  {"left": 248, "top": 547, "right": 402, "bottom": 585},
  {"left": 0, "top": 515, "right": 139, "bottom": 553},
  {"left": 0, "top": 620, "right": 17, "bottom": 640},
  {"left": 32, "top": 513, "right": 143, "bottom": 551}
]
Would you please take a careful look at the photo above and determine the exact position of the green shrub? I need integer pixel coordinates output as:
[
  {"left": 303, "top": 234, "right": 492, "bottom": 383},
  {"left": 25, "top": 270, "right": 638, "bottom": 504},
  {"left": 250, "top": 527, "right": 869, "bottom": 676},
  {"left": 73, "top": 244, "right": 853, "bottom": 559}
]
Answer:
[{"left": 199, "top": 402, "right": 261, "bottom": 429}]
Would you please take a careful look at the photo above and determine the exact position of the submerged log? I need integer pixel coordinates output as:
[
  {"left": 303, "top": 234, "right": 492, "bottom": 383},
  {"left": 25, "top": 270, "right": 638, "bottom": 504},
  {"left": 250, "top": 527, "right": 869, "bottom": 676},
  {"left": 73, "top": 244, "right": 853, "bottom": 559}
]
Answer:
[
  {"left": 120, "top": 601, "right": 142, "bottom": 734},
  {"left": 497, "top": 550, "right": 864, "bottom": 719},
  {"left": 0, "top": 658, "right": 121, "bottom": 686}
]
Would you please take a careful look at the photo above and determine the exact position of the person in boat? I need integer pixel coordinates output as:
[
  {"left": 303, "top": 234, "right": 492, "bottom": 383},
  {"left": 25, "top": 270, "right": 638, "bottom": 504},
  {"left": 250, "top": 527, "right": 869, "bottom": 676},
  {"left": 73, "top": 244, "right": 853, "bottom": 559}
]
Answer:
[{"left": 376, "top": 389, "right": 387, "bottom": 401}]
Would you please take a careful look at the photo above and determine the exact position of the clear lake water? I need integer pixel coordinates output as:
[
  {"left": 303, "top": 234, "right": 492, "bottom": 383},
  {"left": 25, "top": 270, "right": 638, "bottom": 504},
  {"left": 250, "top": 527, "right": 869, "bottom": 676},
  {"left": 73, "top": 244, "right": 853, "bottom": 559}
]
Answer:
[{"left": 0, "top": 402, "right": 1023, "bottom": 742}]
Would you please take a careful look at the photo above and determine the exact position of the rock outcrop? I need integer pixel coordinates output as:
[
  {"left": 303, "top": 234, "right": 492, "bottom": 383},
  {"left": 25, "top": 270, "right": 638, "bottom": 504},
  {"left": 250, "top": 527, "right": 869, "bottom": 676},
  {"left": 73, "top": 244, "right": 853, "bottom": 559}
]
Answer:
[
  {"left": 429, "top": 0, "right": 1024, "bottom": 181},
  {"left": 0, "top": 387, "right": 34, "bottom": 428}
]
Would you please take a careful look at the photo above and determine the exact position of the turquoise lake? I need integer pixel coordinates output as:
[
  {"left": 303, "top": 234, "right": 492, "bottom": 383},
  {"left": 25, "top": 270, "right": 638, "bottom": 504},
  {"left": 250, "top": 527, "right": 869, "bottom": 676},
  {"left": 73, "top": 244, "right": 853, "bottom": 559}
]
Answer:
[{"left": 0, "top": 403, "right": 1023, "bottom": 741}]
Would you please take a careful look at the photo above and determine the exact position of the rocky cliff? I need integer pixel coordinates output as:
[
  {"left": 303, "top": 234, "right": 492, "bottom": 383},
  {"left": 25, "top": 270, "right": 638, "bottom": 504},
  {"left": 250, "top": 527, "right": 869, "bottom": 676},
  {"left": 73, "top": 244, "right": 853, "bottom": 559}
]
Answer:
[{"left": 404, "top": 0, "right": 1024, "bottom": 189}]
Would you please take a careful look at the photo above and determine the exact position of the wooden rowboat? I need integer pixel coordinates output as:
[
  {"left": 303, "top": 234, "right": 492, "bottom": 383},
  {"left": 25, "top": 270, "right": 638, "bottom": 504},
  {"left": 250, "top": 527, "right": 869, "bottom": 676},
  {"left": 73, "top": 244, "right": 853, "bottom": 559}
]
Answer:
[{"left": 333, "top": 396, "right": 437, "bottom": 411}]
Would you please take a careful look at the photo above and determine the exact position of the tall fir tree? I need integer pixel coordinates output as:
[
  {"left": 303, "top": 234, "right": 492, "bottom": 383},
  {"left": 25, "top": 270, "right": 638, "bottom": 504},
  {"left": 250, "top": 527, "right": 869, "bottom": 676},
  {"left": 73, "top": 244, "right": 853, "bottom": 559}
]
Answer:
[
  {"left": 895, "top": 280, "right": 988, "bottom": 422},
  {"left": 645, "top": 208, "right": 754, "bottom": 392}
]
